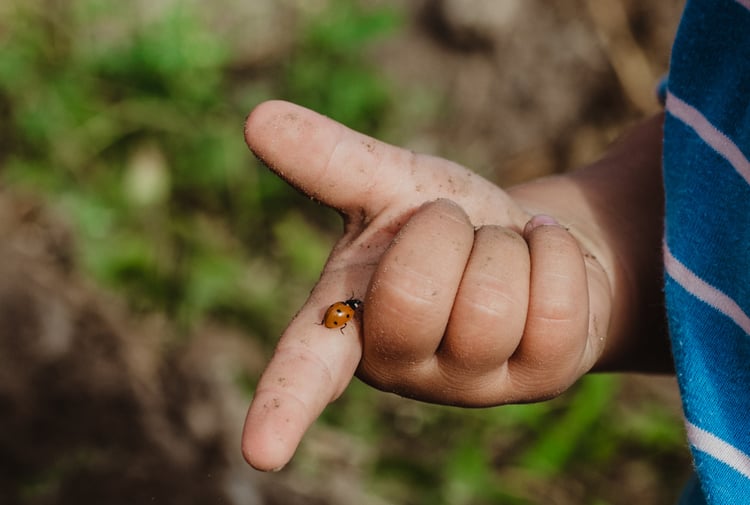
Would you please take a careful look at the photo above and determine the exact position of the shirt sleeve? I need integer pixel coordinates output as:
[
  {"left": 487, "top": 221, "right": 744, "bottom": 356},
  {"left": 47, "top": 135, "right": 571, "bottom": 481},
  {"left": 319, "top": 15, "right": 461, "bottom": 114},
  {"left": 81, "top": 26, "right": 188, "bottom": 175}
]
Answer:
[{"left": 662, "top": 1, "right": 750, "bottom": 503}]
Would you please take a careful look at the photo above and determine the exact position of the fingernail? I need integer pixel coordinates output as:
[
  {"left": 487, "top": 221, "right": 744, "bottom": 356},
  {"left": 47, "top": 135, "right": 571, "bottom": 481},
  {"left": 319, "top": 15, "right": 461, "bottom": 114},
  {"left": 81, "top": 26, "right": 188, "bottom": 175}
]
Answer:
[{"left": 523, "top": 214, "right": 559, "bottom": 235}]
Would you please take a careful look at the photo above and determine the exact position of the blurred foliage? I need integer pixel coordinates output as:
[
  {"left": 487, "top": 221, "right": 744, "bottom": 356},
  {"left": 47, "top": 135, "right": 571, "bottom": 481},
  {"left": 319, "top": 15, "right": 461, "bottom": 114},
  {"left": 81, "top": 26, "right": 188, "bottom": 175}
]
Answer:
[
  {"left": 0, "top": 0, "right": 687, "bottom": 504},
  {"left": 0, "top": 0, "right": 396, "bottom": 336},
  {"left": 323, "top": 375, "right": 687, "bottom": 505},
  {"left": 283, "top": 0, "right": 401, "bottom": 133}
]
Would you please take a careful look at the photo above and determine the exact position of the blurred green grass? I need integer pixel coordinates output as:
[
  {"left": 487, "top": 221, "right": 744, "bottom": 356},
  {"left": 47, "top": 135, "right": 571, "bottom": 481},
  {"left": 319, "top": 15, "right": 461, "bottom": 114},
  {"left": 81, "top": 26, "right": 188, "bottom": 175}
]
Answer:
[{"left": 0, "top": 1, "right": 688, "bottom": 504}]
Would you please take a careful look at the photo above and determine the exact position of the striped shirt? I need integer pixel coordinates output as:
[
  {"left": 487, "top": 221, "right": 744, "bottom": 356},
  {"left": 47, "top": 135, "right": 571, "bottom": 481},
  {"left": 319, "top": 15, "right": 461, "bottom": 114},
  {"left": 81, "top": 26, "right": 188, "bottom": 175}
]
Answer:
[{"left": 662, "top": 0, "right": 750, "bottom": 502}]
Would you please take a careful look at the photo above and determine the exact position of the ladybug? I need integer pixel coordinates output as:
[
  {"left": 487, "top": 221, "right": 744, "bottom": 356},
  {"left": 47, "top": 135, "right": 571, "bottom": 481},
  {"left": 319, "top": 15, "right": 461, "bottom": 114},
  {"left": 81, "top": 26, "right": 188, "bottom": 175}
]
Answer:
[{"left": 322, "top": 298, "right": 362, "bottom": 332}]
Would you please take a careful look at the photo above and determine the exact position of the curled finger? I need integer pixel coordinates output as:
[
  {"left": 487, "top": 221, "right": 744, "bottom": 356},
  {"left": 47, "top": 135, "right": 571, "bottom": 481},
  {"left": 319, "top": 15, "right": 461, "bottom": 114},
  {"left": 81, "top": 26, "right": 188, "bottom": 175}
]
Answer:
[
  {"left": 358, "top": 199, "right": 474, "bottom": 391},
  {"left": 508, "top": 215, "right": 590, "bottom": 399},
  {"left": 439, "top": 225, "right": 530, "bottom": 375}
]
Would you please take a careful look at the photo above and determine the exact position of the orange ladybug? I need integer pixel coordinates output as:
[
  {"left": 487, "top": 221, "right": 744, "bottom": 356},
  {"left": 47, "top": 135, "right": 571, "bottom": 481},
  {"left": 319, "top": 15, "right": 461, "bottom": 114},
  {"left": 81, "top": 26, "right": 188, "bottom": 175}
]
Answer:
[{"left": 322, "top": 298, "right": 362, "bottom": 332}]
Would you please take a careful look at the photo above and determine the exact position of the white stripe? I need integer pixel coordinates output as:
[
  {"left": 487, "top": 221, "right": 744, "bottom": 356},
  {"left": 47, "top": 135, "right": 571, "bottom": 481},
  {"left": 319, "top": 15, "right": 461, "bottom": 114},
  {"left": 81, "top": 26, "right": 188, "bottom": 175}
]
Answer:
[
  {"left": 664, "top": 245, "right": 750, "bottom": 335},
  {"left": 665, "top": 92, "right": 750, "bottom": 188},
  {"left": 687, "top": 420, "right": 750, "bottom": 480},
  {"left": 736, "top": 0, "right": 750, "bottom": 12}
]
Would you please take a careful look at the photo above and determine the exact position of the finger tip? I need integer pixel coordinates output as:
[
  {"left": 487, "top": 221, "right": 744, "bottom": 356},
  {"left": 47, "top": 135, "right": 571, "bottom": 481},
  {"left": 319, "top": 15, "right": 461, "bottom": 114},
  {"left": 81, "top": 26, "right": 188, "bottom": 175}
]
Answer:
[
  {"left": 241, "top": 393, "right": 302, "bottom": 472},
  {"left": 523, "top": 214, "right": 561, "bottom": 236},
  {"left": 419, "top": 198, "right": 472, "bottom": 228},
  {"left": 244, "top": 100, "right": 291, "bottom": 148},
  {"left": 241, "top": 416, "right": 294, "bottom": 472},
  {"left": 241, "top": 438, "right": 289, "bottom": 473}
]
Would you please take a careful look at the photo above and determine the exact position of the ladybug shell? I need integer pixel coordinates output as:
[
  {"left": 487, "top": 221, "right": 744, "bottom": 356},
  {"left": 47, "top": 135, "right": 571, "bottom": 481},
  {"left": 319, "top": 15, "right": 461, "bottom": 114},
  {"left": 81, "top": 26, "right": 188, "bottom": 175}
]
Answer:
[{"left": 322, "top": 298, "right": 362, "bottom": 329}]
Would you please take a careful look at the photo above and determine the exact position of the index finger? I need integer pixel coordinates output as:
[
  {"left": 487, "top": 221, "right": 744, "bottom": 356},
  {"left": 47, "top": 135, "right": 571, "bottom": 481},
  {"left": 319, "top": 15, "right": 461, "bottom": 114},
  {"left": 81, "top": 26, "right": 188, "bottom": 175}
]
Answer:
[
  {"left": 242, "top": 102, "right": 396, "bottom": 471},
  {"left": 241, "top": 269, "right": 371, "bottom": 471}
]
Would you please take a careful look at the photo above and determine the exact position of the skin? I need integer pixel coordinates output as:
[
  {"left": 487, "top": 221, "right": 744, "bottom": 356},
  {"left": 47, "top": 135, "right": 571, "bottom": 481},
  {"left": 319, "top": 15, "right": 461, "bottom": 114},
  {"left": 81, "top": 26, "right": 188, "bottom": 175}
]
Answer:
[{"left": 241, "top": 100, "right": 669, "bottom": 472}]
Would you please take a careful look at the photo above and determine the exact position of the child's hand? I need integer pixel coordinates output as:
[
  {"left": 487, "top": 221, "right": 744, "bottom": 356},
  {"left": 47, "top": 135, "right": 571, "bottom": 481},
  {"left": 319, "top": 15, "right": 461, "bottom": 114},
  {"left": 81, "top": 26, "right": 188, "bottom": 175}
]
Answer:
[{"left": 241, "top": 101, "right": 663, "bottom": 472}]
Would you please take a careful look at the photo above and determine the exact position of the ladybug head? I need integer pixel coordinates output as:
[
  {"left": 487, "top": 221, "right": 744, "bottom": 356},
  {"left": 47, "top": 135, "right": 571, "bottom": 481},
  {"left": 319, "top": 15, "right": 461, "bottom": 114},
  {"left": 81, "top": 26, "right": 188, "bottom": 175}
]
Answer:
[{"left": 344, "top": 298, "right": 363, "bottom": 311}]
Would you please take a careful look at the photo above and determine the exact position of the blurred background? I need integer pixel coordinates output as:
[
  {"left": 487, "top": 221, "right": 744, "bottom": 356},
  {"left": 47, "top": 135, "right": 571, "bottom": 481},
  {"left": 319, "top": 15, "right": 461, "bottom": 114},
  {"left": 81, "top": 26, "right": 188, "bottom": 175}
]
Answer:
[{"left": 0, "top": 0, "right": 691, "bottom": 504}]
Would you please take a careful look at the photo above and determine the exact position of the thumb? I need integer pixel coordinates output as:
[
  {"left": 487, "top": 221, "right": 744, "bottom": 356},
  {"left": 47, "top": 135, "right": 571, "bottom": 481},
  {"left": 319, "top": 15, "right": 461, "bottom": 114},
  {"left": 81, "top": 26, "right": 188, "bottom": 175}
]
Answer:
[
  {"left": 245, "top": 100, "right": 524, "bottom": 231},
  {"left": 244, "top": 100, "right": 407, "bottom": 218}
]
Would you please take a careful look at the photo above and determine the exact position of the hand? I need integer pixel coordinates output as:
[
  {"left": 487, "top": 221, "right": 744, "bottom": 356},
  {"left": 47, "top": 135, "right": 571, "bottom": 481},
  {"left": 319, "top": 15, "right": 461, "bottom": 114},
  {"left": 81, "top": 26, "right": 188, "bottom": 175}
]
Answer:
[{"left": 241, "top": 100, "right": 622, "bottom": 471}]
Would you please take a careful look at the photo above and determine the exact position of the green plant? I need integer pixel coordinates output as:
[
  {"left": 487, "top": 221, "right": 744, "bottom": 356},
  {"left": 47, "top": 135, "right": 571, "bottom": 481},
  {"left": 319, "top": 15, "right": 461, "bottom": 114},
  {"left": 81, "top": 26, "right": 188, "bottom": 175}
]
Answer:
[
  {"left": 0, "top": 0, "right": 401, "bottom": 338},
  {"left": 282, "top": 0, "right": 401, "bottom": 133}
]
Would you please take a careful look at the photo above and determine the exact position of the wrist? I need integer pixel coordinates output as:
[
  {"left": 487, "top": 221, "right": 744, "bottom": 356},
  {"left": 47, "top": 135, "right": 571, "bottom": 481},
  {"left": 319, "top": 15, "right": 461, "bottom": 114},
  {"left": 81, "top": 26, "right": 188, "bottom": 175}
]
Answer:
[{"left": 508, "top": 114, "right": 671, "bottom": 373}]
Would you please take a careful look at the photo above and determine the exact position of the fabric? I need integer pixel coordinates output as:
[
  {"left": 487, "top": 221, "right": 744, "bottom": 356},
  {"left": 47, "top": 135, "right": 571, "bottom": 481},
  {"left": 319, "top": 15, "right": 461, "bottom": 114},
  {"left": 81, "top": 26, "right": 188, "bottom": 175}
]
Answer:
[{"left": 662, "top": 0, "right": 750, "bottom": 503}]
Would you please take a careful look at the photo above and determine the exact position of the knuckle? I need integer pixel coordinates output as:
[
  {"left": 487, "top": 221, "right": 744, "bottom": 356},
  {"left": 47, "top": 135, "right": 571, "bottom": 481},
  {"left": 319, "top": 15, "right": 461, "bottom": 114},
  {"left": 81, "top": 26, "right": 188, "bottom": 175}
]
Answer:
[
  {"left": 506, "top": 363, "right": 576, "bottom": 401},
  {"left": 531, "top": 295, "right": 582, "bottom": 325},
  {"left": 465, "top": 276, "right": 524, "bottom": 321},
  {"left": 356, "top": 356, "right": 426, "bottom": 398}
]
